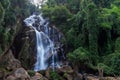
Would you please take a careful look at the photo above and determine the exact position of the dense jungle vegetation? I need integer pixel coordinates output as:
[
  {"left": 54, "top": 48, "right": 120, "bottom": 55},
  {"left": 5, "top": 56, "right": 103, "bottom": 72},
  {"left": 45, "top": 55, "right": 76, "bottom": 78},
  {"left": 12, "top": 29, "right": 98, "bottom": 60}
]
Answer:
[{"left": 1, "top": 0, "right": 120, "bottom": 76}]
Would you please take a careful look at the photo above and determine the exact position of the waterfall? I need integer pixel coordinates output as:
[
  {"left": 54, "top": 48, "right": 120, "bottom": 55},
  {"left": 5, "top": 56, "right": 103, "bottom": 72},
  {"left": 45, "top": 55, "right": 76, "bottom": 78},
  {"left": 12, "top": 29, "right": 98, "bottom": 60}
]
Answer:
[{"left": 24, "top": 14, "right": 63, "bottom": 71}]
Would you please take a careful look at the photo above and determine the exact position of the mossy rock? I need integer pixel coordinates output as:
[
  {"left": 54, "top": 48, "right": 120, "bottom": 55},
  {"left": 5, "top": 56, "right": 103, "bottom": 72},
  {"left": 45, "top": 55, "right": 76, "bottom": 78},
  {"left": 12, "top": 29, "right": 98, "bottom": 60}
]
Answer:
[
  {"left": 0, "top": 67, "right": 12, "bottom": 79},
  {"left": 27, "top": 70, "right": 36, "bottom": 77}
]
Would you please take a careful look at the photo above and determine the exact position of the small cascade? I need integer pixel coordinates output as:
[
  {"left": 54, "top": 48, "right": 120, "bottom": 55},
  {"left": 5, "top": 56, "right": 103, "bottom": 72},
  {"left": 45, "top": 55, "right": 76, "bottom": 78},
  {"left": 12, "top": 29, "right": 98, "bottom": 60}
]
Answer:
[{"left": 24, "top": 14, "right": 64, "bottom": 71}]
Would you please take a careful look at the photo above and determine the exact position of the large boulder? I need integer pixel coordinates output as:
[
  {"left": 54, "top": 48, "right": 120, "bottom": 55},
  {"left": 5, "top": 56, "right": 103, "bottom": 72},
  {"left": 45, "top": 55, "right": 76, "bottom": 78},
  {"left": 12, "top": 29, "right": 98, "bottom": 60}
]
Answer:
[
  {"left": 0, "top": 49, "right": 21, "bottom": 70},
  {"left": 31, "top": 72, "right": 48, "bottom": 80},
  {"left": 7, "top": 58, "right": 21, "bottom": 70},
  {"left": 57, "top": 65, "right": 73, "bottom": 74},
  {"left": 73, "top": 73, "right": 83, "bottom": 80},
  {"left": 5, "top": 68, "right": 30, "bottom": 80},
  {"left": 87, "top": 76, "right": 99, "bottom": 80}
]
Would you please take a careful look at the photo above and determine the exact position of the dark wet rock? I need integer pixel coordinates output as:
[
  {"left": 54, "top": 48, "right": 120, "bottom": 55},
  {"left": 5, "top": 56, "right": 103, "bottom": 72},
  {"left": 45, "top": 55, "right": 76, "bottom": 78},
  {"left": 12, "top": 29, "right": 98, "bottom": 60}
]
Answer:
[
  {"left": 57, "top": 65, "right": 73, "bottom": 74},
  {"left": 74, "top": 73, "right": 83, "bottom": 80},
  {"left": 12, "top": 26, "right": 36, "bottom": 69},
  {"left": 83, "top": 73, "right": 88, "bottom": 80},
  {"left": 0, "top": 70, "right": 5, "bottom": 80}
]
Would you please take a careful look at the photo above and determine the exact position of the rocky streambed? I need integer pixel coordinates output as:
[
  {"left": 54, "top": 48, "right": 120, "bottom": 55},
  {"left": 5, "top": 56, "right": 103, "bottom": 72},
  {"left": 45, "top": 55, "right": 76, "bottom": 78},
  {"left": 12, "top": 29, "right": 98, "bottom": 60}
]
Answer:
[{"left": 0, "top": 50, "right": 120, "bottom": 80}]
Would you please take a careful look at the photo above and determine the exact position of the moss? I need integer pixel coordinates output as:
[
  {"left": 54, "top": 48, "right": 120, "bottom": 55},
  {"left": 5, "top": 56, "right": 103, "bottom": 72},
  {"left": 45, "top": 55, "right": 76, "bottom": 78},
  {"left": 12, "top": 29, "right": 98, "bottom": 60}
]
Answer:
[
  {"left": 27, "top": 70, "right": 35, "bottom": 77},
  {"left": 50, "top": 71, "right": 61, "bottom": 80},
  {"left": 63, "top": 73, "right": 67, "bottom": 78},
  {"left": 0, "top": 67, "right": 11, "bottom": 75}
]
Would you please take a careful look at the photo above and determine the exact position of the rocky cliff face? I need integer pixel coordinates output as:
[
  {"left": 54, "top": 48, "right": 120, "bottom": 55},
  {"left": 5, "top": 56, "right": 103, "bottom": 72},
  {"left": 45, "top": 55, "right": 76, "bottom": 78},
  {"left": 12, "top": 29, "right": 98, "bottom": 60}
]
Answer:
[{"left": 12, "top": 26, "right": 36, "bottom": 69}]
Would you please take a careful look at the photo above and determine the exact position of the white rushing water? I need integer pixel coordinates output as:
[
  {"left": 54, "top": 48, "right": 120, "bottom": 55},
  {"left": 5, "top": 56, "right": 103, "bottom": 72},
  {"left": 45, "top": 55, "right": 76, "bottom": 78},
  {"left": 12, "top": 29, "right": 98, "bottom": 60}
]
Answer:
[{"left": 24, "top": 14, "right": 60, "bottom": 71}]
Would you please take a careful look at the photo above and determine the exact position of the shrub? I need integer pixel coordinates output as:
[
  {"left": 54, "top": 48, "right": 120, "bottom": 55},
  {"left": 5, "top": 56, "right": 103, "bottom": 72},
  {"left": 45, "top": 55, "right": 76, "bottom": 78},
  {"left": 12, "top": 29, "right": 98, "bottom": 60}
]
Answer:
[
  {"left": 42, "top": 5, "right": 72, "bottom": 23},
  {"left": 97, "top": 63, "right": 113, "bottom": 75},
  {"left": 104, "top": 53, "right": 120, "bottom": 75},
  {"left": 27, "top": 70, "right": 35, "bottom": 77},
  {"left": 115, "top": 37, "right": 120, "bottom": 53},
  {"left": 50, "top": 71, "right": 61, "bottom": 80},
  {"left": 67, "top": 47, "right": 91, "bottom": 64}
]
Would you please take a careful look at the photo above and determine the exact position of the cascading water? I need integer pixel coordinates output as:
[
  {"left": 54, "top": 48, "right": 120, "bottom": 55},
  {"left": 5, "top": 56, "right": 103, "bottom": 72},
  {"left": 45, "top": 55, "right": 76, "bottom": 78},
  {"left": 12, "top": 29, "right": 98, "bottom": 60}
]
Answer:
[{"left": 24, "top": 14, "right": 64, "bottom": 71}]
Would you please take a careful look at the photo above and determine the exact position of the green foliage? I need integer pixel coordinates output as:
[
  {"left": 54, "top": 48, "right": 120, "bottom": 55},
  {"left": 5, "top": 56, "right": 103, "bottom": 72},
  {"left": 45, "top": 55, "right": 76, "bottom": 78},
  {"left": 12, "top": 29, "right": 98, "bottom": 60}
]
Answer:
[
  {"left": 1, "top": 28, "right": 11, "bottom": 45},
  {"left": 0, "top": 46, "right": 2, "bottom": 55},
  {"left": 104, "top": 53, "right": 120, "bottom": 75},
  {"left": 9, "top": 0, "right": 32, "bottom": 18},
  {"left": 0, "top": 0, "right": 10, "bottom": 10},
  {"left": 99, "top": 3, "right": 120, "bottom": 29},
  {"left": 93, "top": 0, "right": 113, "bottom": 7},
  {"left": 100, "top": 22, "right": 111, "bottom": 29},
  {"left": 63, "top": 73, "right": 67, "bottom": 78},
  {"left": 27, "top": 70, "right": 35, "bottom": 77},
  {"left": 42, "top": 0, "right": 120, "bottom": 76},
  {"left": 114, "top": 0, "right": 120, "bottom": 7},
  {"left": 67, "top": 0, "right": 80, "bottom": 13},
  {"left": 66, "top": 28, "right": 75, "bottom": 47},
  {"left": 115, "top": 37, "right": 120, "bottom": 53},
  {"left": 97, "top": 63, "right": 113, "bottom": 75},
  {"left": 4, "top": 9, "right": 16, "bottom": 26},
  {"left": 0, "top": 0, "right": 39, "bottom": 54},
  {"left": 67, "top": 47, "right": 90, "bottom": 64},
  {"left": 83, "top": 1, "right": 99, "bottom": 55},
  {"left": 0, "top": 2, "right": 5, "bottom": 23},
  {"left": 42, "top": 5, "right": 71, "bottom": 23},
  {"left": 50, "top": 71, "right": 61, "bottom": 80}
]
